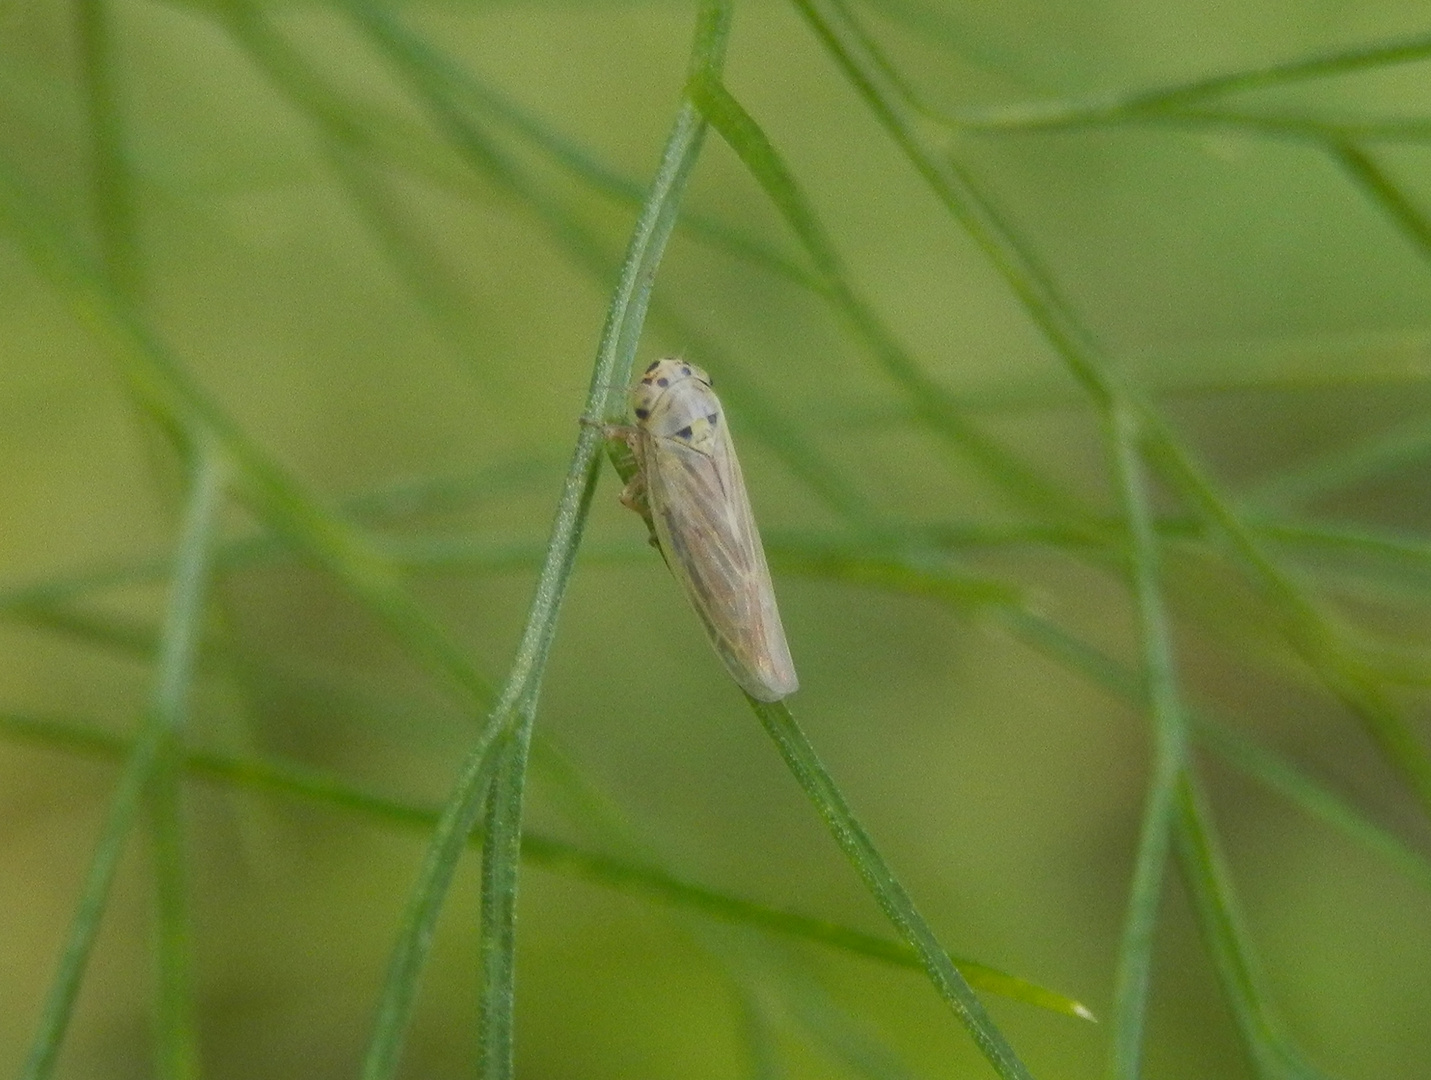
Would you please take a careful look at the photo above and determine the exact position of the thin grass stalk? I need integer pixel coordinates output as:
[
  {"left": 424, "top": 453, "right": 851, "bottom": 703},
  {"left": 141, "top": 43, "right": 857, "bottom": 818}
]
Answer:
[
  {"left": 20, "top": 448, "right": 225, "bottom": 1080},
  {"left": 358, "top": 6, "right": 729, "bottom": 1076},
  {"left": 686, "top": 74, "right": 1095, "bottom": 531},
  {"left": 76, "top": 0, "right": 138, "bottom": 295},
  {"left": 795, "top": 0, "right": 1431, "bottom": 827},
  {"left": 1102, "top": 405, "right": 1191, "bottom": 1079},
  {"left": 952, "top": 27, "right": 1431, "bottom": 131},
  {"left": 149, "top": 738, "right": 198, "bottom": 1080},
  {"left": 1329, "top": 140, "right": 1431, "bottom": 262},
  {"left": 1174, "top": 776, "right": 1337, "bottom": 1080},
  {"left": 0, "top": 699, "right": 1092, "bottom": 1019},
  {"left": 749, "top": 698, "right": 1035, "bottom": 1080},
  {"left": 0, "top": 164, "right": 494, "bottom": 712},
  {"left": 289, "top": 0, "right": 881, "bottom": 531},
  {"left": 476, "top": 730, "right": 527, "bottom": 1077},
  {"left": 477, "top": 12, "right": 729, "bottom": 1070}
]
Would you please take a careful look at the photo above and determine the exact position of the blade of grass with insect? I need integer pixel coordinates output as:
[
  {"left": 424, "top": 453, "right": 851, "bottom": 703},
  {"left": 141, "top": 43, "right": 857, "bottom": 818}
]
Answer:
[
  {"left": 359, "top": 5, "right": 729, "bottom": 1077},
  {"left": 8, "top": 4, "right": 1430, "bottom": 1074},
  {"left": 330, "top": 0, "right": 1041, "bottom": 1064}
]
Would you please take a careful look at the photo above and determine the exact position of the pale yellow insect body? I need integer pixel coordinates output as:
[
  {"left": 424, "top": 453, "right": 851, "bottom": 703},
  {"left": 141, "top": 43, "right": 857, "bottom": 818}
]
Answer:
[{"left": 625, "top": 358, "right": 798, "bottom": 701}]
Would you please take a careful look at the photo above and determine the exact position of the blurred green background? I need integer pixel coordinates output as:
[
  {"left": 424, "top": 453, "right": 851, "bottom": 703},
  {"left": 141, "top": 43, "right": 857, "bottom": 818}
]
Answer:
[{"left": 3, "top": 0, "right": 1431, "bottom": 1077}]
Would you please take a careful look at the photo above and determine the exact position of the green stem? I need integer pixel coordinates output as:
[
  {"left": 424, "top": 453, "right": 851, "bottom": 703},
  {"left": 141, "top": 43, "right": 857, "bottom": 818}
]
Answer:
[
  {"left": 750, "top": 699, "right": 1035, "bottom": 1080},
  {"left": 358, "top": 6, "right": 730, "bottom": 1078},
  {"left": 1103, "top": 405, "right": 1189, "bottom": 1079},
  {"left": 21, "top": 449, "right": 225, "bottom": 1080}
]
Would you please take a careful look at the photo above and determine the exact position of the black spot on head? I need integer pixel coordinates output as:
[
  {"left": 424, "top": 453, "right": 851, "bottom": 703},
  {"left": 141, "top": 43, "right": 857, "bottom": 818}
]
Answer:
[
  {"left": 634, "top": 407, "right": 650, "bottom": 420},
  {"left": 675, "top": 425, "right": 693, "bottom": 440},
  {"left": 656, "top": 377, "right": 669, "bottom": 387},
  {"left": 644, "top": 361, "right": 660, "bottom": 373},
  {"left": 680, "top": 365, "right": 691, "bottom": 376},
  {"left": 706, "top": 411, "right": 719, "bottom": 425}
]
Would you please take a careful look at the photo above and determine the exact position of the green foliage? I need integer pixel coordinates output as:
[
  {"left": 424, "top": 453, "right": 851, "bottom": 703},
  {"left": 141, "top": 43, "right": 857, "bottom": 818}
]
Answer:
[{"left": 1, "top": 1, "right": 1429, "bottom": 1078}]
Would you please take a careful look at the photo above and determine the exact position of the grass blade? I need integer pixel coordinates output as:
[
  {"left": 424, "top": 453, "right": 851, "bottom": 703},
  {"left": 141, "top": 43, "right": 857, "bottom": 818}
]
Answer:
[
  {"left": 1330, "top": 139, "right": 1431, "bottom": 264},
  {"left": 687, "top": 73, "right": 1091, "bottom": 529},
  {"left": 150, "top": 741, "right": 198, "bottom": 1080},
  {"left": 1103, "top": 405, "right": 1190, "bottom": 1079},
  {"left": 360, "top": 5, "right": 729, "bottom": 1076},
  {"left": 1175, "top": 776, "right": 1338, "bottom": 1080},
  {"left": 0, "top": 166, "right": 493, "bottom": 712},
  {"left": 0, "top": 707, "right": 1090, "bottom": 1017},
  {"left": 75, "top": 0, "right": 138, "bottom": 294},
  {"left": 20, "top": 449, "right": 225, "bottom": 1080},
  {"left": 749, "top": 698, "right": 1035, "bottom": 1079},
  {"left": 954, "top": 28, "right": 1431, "bottom": 132},
  {"left": 794, "top": 0, "right": 1431, "bottom": 825},
  {"left": 304, "top": 0, "right": 882, "bottom": 530}
]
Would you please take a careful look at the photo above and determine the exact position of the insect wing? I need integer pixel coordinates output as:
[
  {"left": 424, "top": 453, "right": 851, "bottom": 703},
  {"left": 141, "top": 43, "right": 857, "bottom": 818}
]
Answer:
[{"left": 639, "top": 378, "right": 797, "bottom": 701}]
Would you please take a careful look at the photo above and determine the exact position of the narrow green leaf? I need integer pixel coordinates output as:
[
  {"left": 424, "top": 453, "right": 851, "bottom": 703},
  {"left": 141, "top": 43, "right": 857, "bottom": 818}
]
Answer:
[
  {"left": 1103, "top": 405, "right": 1190, "bottom": 1080},
  {"left": 20, "top": 449, "right": 225, "bottom": 1080},
  {"left": 76, "top": 0, "right": 139, "bottom": 295},
  {"left": 953, "top": 28, "right": 1431, "bottom": 132},
  {"left": 750, "top": 698, "right": 1035, "bottom": 1079},
  {"left": 1244, "top": 408, "right": 1431, "bottom": 510},
  {"left": 688, "top": 73, "right": 1092, "bottom": 529},
  {"left": 1175, "top": 776, "right": 1338, "bottom": 1080},
  {"left": 360, "top": 6, "right": 728, "bottom": 1077},
  {"left": 795, "top": 0, "right": 1431, "bottom": 826},
  {"left": 0, "top": 166, "right": 493, "bottom": 711},
  {"left": 150, "top": 745, "right": 198, "bottom": 1080},
  {"left": 526, "top": 830, "right": 1090, "bottom": 1019},
  {"left": 1329, "top": 140, "right": 1431, "bottom": 266},
  {"left": 0, "top": 709, "right": 1090, "bottom": 1018}
]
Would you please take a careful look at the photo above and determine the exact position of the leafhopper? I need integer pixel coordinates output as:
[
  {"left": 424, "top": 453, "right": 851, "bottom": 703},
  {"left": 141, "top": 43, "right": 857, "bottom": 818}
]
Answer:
[{"left": 613, "top": 358, "right": 798, "bottom": 701}]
